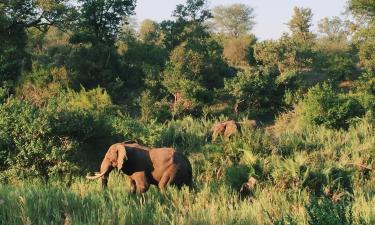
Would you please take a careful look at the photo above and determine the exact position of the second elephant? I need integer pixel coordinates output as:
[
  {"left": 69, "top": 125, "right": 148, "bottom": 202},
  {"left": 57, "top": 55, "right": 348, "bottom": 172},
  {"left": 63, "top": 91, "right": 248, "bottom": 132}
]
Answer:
[{"left": 212, "top": 120, "right": 257, "bottom": 141}]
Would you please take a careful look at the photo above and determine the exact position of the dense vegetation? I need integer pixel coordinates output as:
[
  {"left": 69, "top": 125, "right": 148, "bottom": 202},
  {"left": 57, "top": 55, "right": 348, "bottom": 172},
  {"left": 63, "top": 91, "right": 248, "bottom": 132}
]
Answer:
[{"left": 0, "top": 0, "right": 374, "bottom": 224}]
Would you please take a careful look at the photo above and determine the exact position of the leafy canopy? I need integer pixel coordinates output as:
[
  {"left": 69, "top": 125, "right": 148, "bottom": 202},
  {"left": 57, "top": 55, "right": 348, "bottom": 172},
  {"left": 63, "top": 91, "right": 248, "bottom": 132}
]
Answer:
[{"left": 211, "top": 4, "right": 255, "bottom": 37}]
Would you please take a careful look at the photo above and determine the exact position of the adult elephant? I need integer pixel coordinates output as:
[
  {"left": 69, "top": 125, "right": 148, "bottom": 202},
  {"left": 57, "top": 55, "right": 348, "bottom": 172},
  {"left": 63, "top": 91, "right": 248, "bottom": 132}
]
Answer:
[{"left": 86, "top": 142, "right": 192, "bottom": 194}]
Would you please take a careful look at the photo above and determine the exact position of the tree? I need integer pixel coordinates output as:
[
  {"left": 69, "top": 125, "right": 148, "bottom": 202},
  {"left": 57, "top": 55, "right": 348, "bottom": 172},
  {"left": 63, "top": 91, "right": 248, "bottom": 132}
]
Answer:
[
  {"left": 254, "top": 36, "right": 315, "bottom": 75},
  {"left": 348, "top": 0, "right": 375, "bottom": 73},
  {"left": 160, "top": 0, "right": 211, "bottom": 50},
  {"left": 211, "top": 4, "right": 255, "bottom": 37},
  {"left": 317, "top": 16, "right": 350, "bottom": 42},
  {"left": 173, "top": 0, "right": 211, "bottom": 23},
  {"left": 316, "top": 17, "right": 357, "bottom": 81},
  {"left": 162, "top": 42, "right": 208, "bottom": 115},
  {"left": 0, "top": 0, "right": 75, "bottom": 83},
  {"left": 71, "top": 0, "right": 136, "bottom": 44},
  {"left": 0, "top": 23, "right": 28, "bottom": 82},
  {"left": 287, "top": 7, "right": 315, "bottom": 42},
  {"left": 224, "top": 68, "right": 279, "bottom": 114},
  {"left": 349, "top": 0, "right": 375, "bottom": 18},
  {"left": 223, "top": 35, "right": 257, "bottom": 67},
  {"left": 138, "top": 19, "right": 160, "bottom": 44},
  {"left": 352, "top": 21, "right": 375, "bottom": 72},
  {"left": 160, "top": 0, "right": 229, "bottom": 116},
  {"left": 0, "top": 0, "right": 75, "bottom": 33}
]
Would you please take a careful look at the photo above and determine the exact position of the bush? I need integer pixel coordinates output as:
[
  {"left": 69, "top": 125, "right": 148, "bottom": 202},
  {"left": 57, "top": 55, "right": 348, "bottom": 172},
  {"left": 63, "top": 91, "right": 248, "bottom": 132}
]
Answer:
[
  {"left": 224, "top": 164, "right": 252, "bottom": 191},
  {"left": 0, "top": 99, "right": 78, "bottom": 181},
  {"left": 299, "top": 83, "right": 365, "bottom": 129},
  {"left": 224, "top": 67, "right": 280, "bottom": 114},
  {"left": 158, "top": 117, "right": 210, "bottom": 153},
  {"left": 16, "top": 66, "right": 70, "bottom": 106},
  {"left": 0, "top": 87, "right": 126, "bottom": 181},
  {"left": 324, "top": 52, "right": 357, "bottom": 81},
  {"left": 0, "top": 84, "right": 10, "bottom": 104},
  {"left": 139, "top": 91, "right": 172, "bottom": 122},
  {"left": 307, "top": 197, "right": 353, "bottom": 225}
]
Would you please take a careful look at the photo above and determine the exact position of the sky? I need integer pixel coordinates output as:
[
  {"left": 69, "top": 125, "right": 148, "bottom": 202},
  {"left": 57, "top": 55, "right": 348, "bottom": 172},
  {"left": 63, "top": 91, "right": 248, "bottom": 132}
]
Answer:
[{"left": 134, "top": 0, "right": 349, "bottom": 40}]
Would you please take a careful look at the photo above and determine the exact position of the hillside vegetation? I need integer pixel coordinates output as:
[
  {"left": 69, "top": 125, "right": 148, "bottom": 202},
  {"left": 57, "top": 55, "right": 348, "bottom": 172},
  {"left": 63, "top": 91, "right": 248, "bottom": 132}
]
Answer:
[{"left": 0, "top": 0, "right": 374, "bottom": 224}]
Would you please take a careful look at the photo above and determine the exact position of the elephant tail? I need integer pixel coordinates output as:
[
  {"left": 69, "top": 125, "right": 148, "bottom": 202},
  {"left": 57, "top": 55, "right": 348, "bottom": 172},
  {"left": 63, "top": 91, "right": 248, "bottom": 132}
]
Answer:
[{"left": 86, "top": 171, "right": 107, "bottom": 179}]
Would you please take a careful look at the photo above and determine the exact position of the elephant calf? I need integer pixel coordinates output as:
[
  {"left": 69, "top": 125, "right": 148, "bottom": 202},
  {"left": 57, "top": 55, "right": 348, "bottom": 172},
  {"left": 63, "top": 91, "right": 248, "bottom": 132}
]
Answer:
[
  {"left": 86, "top": 142, "right": 192, "bottom": 194},
  {"left": 212, "top": 120, "right": 257, "bottom": 142}
]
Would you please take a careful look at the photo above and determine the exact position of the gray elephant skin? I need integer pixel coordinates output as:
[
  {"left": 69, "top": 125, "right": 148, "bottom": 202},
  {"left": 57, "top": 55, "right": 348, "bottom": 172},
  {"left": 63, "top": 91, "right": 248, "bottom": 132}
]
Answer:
[{"left": 87, "top": 142, "right": 193, "bottom": 194}]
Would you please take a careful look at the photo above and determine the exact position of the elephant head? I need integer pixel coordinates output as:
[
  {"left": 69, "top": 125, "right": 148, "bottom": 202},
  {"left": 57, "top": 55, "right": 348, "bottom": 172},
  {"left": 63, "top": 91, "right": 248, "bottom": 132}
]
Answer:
[{"left": 86, "top": 143, "right": 127, "bottom": 180}]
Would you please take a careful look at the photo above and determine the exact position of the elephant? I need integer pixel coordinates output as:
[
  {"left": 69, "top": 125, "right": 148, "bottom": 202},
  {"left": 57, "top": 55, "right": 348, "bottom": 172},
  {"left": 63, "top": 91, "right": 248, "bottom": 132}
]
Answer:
[
  {"left": 86, "top": 141, "right": 193, "bottom": 194},
  {"left": 212, "top": 120, "right": 257, "bottom": 141}
]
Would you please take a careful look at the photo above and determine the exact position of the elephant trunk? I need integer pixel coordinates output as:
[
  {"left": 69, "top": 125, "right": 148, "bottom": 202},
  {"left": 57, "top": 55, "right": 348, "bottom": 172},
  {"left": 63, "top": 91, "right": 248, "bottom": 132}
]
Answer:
[
  {"left": 86, "top": 171, "right": 107, "bottom": 179},
  {"left": 86, "top": 158, "right": 112, "bottom": 180}
]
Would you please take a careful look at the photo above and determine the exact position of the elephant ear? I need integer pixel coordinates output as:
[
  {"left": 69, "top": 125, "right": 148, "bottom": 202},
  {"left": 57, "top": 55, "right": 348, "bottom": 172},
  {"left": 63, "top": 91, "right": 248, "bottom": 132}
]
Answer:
[{"left": 117, "top": 144, "right": 127, "bottom": 171}]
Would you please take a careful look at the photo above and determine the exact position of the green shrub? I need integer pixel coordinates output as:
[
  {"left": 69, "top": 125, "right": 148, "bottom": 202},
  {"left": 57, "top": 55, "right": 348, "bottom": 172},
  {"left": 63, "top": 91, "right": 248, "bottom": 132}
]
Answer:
[
  {"left": 324, "top": 167, "right": 354, "bottom": 194},
  {"left": 16, "top": 66, "right": 70, "bottom": 106},
  {"left": 324, "top": 52, "right": 357, "bottom": 81},
  {"left": 224, "top": 164, "right": 252, "bottom": 191},
  {"left": 270, "top": 157, "right": 308, "bottom": 189},
  {"left": 158, "top": 117, "right": 210, "bottom": 153},
  {"left": 222, "top": 128, "right": 272, "bottom": 161},
  {"left": 224, "top": 67, "right": 280, "bottom": 114},
  {"left": 307, "top": 197, "right": 353, "bottom": 225},
  {"left": 139, "top": 91, "right": 172, "bottom": 122},
  {"left": 0, "top": 99, "right": 78, "bottom": 181},
  {"left": 299, "top": 83, "right": 365, "bottom": 129},
  {"left": 0, "top": 85, "right": 9, "bottom": 104},
  {"left": 277, "top": 131, "right": 323, "bottom": 156}
]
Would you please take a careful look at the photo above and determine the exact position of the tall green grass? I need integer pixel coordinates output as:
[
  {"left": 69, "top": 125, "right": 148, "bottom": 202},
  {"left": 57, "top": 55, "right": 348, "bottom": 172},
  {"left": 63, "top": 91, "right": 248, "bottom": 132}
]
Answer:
[
  {"left": 0, "top": 115, "right": 374, "bottom": 224},
  {"left": 0, "top": 177, "right": 310, "bottom": 225}
]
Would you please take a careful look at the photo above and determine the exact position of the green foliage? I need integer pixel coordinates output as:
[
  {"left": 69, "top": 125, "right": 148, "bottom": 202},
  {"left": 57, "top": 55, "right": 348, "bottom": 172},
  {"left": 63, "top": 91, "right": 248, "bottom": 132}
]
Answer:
[
  {"left": 73, "top": 0, "right": 136, "bottom": 44},
  {"left": 224, "top": 68, "right": 279, "bottom": 113},
  {"left": 0, "top": 26, "right": 29, "bottom": 82},
  {"left": 352, "top": 21, "right": 375, "bottom": 73},
  {"left": 0, "top": 0, "right": 75, "bottom": 82},
  {"left": 0, "top": 182, "right": 307, "bottom": 225},
  {"left": 158, "top": 117, "right": 210, "bottom": 153},
  {"left": 355, "top": 72, "right": 375, "bottom": 96},
  {"left": 349, "top": 0, "right": 375, "bottom": 18},
  {"left": 307, "top": 197, "right": 353, "bottom": 225},
  {"left": 160, "top": 0, "right": 211, "bottom": 51},
  {"left": 58, "top": 87, "right": 113, "bottom": 112},
  {"left": 254, "top": 36, "right": 316, "bottom": 86},
  {"left": 222, "top": 35, "right": 257, "bottom": 67},
  {"left": 0, "top": 99, "right": 78, "bottom": 180},
  {"left": 287, "top": 7, "right": 315, "bottom": 42},
  {"left": 211, "top": 4, "right": 255, "bottom": 37},
  {"left": 299, "top": 84, "right": 365, "bottom": 129},
  {"left": 0, "top": 87, "right": 122, "bottom": 180},
  {"left": 1, "top": 1, "right": 375, "bottom": 223},
  {"left": 317, "top": 16, "right": 350, "bottom": 42},
  {"left": 66, "top": 44, "right": 126, "bottom": 93},
  {"left": 0, "top": 84, "right": 10, "bottom": 104},
  {"left": 138, "top": 19, "right": 161, "bottom": 44},
  {"left": 324, "top": 52, "right": 357, "bottom": 81},
  {"left": 162, "top": 39, "right": 229, "bottom": 116},
  {"left": 224, "top": 164, "right": 252, "bottom": 190}
]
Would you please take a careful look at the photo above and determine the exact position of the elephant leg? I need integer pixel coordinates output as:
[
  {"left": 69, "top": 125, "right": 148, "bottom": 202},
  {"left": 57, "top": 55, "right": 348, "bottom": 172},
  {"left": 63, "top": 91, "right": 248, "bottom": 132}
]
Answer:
[
  {"left": 158, "top": 167, "right": 177, "bottom": 190},
  {"left": 129, "top": 178, "right": 136, "bottom": 194},
  {"left": 101, "top": 174, "right": 109, "bottom": 188},
  {"left": 158, "top": 174, "right": 170, "bottom": 191},
  {"left": 132, "top": 172, "right": 149, "bottom": 194}
]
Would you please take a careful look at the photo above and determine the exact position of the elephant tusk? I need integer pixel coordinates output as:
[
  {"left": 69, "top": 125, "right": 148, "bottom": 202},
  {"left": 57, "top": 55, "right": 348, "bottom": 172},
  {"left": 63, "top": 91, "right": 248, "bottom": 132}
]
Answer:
[{"left": 86, "top": 171, "right": 106, "bottom": 179}]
